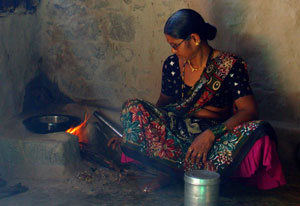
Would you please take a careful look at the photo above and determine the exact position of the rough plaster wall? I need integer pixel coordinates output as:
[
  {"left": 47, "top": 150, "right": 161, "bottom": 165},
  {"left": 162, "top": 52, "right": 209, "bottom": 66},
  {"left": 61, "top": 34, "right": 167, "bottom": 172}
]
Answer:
[
  {"left": 38, "top": 0, "right": 189, "bottom": 109},
  {"left": 38, "top": 0, "right": 299, "bottom": 124},
  {"left": 0, "top": 12, "right": 40, "bottom": 121}
]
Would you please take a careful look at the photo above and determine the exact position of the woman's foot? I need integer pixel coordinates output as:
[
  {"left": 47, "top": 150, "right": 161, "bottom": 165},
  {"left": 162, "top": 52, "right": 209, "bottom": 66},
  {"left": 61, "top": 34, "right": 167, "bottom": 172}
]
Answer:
[{"left": 141, "top": 173, "right": 175, "bottom": 193}]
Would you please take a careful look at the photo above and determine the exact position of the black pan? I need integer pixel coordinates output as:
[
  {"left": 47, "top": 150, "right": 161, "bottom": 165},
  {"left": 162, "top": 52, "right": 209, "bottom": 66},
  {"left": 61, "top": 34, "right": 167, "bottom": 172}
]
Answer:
[{"left": 23, "top": 114, "right": 82, "bottom": 134}]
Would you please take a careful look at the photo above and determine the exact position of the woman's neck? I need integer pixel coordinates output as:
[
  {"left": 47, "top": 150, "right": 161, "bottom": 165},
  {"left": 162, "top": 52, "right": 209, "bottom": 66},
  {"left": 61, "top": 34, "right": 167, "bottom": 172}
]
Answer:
[{"left": 188, "top": 43, "right": 212, "bottom": 69}]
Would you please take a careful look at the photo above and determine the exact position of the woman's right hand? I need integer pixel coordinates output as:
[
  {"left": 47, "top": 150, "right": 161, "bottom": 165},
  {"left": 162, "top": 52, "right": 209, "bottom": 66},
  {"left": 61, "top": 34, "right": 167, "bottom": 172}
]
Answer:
[
  {"left": 185, "top": 129, "right": 215, "bottom": 165},
  {"left": 107, "top": 137, "right": 122, "bottom": 150}
]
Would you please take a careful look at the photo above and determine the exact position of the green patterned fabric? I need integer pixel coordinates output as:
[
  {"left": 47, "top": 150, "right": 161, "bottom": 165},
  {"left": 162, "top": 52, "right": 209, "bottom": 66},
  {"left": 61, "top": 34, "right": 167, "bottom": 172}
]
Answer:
[
  {"left": 121, "top": 99, "right": 271, "bottom": 177},
  {"left": 120, "top": 54, "right": 275, "bottom": 178}
]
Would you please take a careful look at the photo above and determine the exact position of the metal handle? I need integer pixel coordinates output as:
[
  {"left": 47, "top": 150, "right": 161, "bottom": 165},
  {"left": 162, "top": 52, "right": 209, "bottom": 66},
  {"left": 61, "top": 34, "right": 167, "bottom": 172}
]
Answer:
[{"left": 93, "top": 111, "right": 123, "bottom": 138}]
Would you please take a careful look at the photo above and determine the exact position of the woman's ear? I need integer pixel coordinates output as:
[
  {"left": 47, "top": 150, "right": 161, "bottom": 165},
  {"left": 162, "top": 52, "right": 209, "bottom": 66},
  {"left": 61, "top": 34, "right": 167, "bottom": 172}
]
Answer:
[{"left": 190, "top": 33, "right": 201, "bottom": 46}]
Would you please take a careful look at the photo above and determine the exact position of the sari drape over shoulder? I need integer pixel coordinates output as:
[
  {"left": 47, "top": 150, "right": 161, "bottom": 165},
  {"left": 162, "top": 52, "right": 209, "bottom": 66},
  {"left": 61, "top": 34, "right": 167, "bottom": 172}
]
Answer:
[{"left": 120, "top": 53, "right": 286, "bottom": 189}]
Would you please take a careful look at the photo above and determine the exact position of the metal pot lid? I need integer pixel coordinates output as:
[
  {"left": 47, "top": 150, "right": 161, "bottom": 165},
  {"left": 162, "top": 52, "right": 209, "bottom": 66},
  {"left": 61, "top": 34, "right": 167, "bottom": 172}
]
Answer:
[
  {"left": 184, "top": 170, "right": 220, "bottom": 185},
  {"left": 23, "top": 114, "right": 82, "bottom": 134}
]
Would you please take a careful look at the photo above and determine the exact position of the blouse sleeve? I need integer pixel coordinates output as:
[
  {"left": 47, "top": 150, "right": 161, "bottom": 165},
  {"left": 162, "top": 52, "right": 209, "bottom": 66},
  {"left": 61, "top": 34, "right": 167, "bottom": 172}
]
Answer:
[
  {"left": 226, "top": 60, "right": 253, "bottom": 101},
  {"left": 161, "top": 55, "right": 181, "bottom": 97}
]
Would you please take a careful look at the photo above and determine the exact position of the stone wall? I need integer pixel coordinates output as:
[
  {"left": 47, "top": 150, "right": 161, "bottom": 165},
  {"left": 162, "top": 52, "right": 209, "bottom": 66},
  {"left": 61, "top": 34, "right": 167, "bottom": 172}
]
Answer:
[
  {"left": 38, "top": 0, "right": 300, "bottom": 124},
  {"left": 0, "top": 0, "right": 299, "bottom": 125},
  {"left": 38, "top": 0, "right": 189, "bottom": 110},
  {"left": 0, "top": 2, "right": 41, "bottom": 121}
]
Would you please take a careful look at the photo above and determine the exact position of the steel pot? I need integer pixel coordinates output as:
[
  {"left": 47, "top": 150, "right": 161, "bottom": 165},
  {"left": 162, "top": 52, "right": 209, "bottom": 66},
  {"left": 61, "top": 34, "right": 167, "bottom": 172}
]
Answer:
[{"left": 23, "top": 114, "right": 82, "bottom": 134}]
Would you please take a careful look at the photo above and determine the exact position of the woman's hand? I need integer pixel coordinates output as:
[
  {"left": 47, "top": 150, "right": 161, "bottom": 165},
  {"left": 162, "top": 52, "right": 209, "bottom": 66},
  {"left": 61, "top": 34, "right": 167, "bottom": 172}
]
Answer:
[
  {"left": 185, "top": 129, "right": 215, "bottom": 165},
  {"left": 107, "top": 136, "right": 122, "bottom": 150}
]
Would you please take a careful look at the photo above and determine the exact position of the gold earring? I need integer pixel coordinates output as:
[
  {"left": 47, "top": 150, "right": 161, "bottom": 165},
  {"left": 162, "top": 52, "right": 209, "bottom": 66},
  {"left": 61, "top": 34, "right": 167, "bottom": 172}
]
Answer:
[{"left": 195, "top": 42, "right": 199, "bottom": 46}]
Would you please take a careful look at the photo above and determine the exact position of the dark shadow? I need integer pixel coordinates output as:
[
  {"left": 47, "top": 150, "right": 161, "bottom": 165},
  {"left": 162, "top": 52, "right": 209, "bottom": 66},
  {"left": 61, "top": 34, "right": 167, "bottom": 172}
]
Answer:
[
  {"left": 22, "top": 70, "right": 73, "bottom": 113},
  {"left": 0, "top": 0, "right": 40, "bottom": 14},
  {"left": 208, "top": 2, "right": 287, "bottom": 122}
]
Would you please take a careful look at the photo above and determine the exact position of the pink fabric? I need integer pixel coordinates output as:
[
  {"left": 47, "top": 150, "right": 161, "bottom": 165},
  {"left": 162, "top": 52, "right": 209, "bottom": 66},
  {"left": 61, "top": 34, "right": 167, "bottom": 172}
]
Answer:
[
  {"left": 234, "top": 135, "right": 286, "bottom": 190},
  {"left": 121, "top": 152, "right": 140, "bottom": 164}
]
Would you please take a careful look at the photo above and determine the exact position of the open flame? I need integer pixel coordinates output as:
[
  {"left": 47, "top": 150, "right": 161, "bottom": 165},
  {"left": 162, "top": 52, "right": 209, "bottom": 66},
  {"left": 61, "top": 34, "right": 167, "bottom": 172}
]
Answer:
[{"left": 66, "top": 113, "right": 90, "bottom": 144}]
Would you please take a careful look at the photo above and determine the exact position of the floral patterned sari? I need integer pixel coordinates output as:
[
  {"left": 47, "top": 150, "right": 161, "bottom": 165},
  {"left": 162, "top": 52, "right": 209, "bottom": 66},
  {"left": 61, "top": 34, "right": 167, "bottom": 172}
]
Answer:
[{"left": 120, "top": 54, "right": 276, "bottom": 179}]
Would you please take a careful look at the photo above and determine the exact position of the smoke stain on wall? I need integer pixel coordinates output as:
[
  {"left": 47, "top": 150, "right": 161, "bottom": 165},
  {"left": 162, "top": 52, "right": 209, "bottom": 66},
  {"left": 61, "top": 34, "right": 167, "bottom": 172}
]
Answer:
[{"left": 0, "top": 0, "right": 40, "bottom": 14}]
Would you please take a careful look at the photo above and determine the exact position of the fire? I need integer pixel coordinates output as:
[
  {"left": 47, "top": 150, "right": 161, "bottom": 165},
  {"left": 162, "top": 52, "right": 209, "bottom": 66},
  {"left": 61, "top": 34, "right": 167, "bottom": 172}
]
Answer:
[{"left": 66, "top": 113, "right": 90, "bottom": 144}]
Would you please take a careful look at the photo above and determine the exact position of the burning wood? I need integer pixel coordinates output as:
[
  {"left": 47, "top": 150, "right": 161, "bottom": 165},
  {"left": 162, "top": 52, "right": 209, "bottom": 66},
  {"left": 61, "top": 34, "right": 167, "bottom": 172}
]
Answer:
[{"left": 65, "top": 112, "right": 124, "bottom": 180}]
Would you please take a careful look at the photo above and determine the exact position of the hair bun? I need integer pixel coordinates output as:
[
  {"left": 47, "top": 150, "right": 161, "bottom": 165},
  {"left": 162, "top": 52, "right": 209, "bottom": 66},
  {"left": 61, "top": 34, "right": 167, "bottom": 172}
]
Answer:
[
  {"left": 164, "top": 9, "right": 218, "bottom": 41},
  {"left": 204, "top": 23, "right": 217, "bottom": 41}
]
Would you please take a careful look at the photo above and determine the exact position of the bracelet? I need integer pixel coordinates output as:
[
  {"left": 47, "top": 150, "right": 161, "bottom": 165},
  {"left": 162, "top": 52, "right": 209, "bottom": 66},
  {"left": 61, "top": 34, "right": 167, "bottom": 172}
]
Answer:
[{"left": 210, "top": 123, "right": 228, "bottom": 138}]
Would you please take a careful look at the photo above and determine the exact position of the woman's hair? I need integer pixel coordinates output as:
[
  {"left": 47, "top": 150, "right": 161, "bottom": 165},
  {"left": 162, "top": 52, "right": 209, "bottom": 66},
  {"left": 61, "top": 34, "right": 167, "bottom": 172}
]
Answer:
[{"left": 164, "top": 9, "right": 217, "bottom": 41}]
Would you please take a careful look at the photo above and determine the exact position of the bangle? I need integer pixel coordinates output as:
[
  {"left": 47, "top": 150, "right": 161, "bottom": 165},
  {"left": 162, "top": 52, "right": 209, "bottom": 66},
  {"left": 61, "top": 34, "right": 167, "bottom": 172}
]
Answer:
[{"left": 210, "top": 123, "right": 228, "bottom": 138}]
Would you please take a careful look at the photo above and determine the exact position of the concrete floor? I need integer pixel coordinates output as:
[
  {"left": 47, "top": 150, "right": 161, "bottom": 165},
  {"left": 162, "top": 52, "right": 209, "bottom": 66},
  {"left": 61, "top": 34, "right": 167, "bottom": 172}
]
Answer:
[
  {"left": 1, "top": 105, "right": 299, "bottom": 206},
  {"left": 0, "top": 160, "right": 299, "bottom": 206}
]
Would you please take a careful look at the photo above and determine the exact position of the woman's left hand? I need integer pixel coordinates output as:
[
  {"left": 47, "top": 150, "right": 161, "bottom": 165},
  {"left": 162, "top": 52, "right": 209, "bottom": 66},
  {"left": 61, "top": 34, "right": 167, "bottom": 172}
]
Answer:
[{"left": 185, "top": 129, "right": 215, "bottom": 165}]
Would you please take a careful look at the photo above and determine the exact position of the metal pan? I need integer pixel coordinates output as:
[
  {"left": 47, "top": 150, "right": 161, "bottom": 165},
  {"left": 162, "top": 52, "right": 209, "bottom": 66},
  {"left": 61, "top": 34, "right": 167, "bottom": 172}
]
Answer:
[{"left": 23, "top": 114, "right": 82, "bottom": 134}]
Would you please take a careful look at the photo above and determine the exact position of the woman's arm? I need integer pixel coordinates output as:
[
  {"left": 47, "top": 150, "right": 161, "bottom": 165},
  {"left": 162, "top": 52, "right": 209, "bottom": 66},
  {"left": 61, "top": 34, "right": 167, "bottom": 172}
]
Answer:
[
  {"left": 156, "top": 93, "right": 177, "bottom": 107},
  {"left": 223, "top": 95, "right": 258, "bottom": 130},
  {"left": 185, "top": 94, "right": 258, "bottom": 165}
]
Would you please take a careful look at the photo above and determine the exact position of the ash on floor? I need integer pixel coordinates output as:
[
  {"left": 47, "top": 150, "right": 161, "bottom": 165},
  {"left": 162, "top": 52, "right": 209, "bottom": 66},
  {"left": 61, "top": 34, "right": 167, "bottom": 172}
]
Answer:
[{"left": 0, "top": 160, "right": 299, "bottom": 206}]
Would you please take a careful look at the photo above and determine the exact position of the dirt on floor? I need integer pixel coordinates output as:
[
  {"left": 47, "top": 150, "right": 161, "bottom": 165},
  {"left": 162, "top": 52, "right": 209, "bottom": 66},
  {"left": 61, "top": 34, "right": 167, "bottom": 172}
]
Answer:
[{"left": 0, "top": 159, "right": 300, "bottom": 206}]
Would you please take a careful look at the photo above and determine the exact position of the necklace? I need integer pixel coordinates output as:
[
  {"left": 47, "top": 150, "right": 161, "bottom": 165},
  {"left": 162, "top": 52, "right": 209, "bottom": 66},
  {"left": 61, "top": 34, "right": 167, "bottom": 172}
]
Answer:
[
  {"left": 187, "top": 59, "right": 200, "bottom": 72},
  {"left": 181, "top": 48, "right": 214, "bottom": 98}
]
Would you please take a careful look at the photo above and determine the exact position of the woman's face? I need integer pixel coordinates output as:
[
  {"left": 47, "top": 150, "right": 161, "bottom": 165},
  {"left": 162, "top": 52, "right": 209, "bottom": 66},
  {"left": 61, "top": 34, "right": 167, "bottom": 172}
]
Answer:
[{"left": 165, "top": 34, "right": 195, "bottom": 59}]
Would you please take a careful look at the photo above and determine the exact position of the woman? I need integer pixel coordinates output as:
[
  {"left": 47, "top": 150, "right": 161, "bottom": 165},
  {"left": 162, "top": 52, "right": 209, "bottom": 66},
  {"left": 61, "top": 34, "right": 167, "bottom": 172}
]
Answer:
[{"left": 108, "top": 9, "right": 285, "bottom": 192}]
